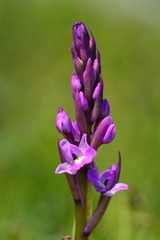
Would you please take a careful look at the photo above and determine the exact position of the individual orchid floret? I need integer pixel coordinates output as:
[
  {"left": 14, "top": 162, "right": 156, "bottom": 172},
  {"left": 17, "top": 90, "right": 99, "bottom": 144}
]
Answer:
[
  {"left": 87, "top": 154, "right": 128, "bottom": 196},
  {"left": 83, "top": 153, "right": 128, "bottom": 236},
  {"left": 90, "top": 115, "right": 116, "bottom": 150},
  {"left": 55, "top": 134, "right": 96, "bottom": 175},
  {"left": 56, "top": 107, "right": 72, "bottom": 134}
]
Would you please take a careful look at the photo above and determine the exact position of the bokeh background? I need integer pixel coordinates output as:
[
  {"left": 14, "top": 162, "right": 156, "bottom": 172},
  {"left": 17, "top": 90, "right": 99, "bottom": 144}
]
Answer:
[{"left": 0, "top": 0, "right": 160, "bottom": 239}]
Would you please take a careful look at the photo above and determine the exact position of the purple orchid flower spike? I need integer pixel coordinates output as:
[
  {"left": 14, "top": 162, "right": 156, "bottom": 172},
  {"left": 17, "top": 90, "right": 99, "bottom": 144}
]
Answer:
[
  {"left": 55, "top": 134, "right": 96, "bottom": 175},
  {"left": 88, "top": 152, "right": 128, "bottom": 196},
  {"left": 55, "top": 21, "right": 129, "bottom": 239}
]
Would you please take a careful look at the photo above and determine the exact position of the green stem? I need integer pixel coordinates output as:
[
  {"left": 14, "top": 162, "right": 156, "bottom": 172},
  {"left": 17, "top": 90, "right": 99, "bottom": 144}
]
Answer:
[{"left": 72, "top": 169, "right": 92, "bottom": 240}]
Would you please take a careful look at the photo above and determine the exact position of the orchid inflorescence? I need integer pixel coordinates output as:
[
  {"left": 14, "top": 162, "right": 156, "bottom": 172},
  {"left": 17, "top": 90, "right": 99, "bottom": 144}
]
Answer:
[{"left": 55, "top": 21, "right": 128, "bottom": 239}]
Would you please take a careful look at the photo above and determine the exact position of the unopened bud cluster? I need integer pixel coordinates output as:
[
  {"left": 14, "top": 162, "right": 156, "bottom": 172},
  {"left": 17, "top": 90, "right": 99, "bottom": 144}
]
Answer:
[{"left": 56, "top": 22, "right": 116, "bottom": 147}]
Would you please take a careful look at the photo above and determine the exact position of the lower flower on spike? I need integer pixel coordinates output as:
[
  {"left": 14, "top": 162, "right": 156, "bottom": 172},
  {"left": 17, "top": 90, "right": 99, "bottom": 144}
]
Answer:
[
  {"left": 55, "top": 134, "right": 97, "bottom": 175},
  {"left": 87, "top": 153, "right": 128, "bottom": 196}
]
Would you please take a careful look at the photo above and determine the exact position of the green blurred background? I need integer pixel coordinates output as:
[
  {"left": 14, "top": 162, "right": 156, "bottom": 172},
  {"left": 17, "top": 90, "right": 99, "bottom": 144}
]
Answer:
[{"left": 0, "top": 0, "right": 160, "bottom": 239}]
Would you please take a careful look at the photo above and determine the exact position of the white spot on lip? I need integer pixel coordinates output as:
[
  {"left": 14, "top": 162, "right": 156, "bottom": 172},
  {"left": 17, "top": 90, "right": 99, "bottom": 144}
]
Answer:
[{"left": 74, "top": 156, "right": 85, "bottom": 163}]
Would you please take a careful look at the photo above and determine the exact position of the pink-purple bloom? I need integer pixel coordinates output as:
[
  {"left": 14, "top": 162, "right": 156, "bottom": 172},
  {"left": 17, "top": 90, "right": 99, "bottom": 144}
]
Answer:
[
  {"left": 55, "top": 21, "right": 129, "bottom": 237},
  {"left": 55, "top": 134, "right": 96, "bottom": 175},
  {"left": 88, "top": 155, "right": 128, "bottom": 196}
]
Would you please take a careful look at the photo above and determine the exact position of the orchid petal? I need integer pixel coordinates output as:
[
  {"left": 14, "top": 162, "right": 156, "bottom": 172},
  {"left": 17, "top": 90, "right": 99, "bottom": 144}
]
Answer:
[
  {"left": 80, "top": 134, "right": 97, "bottom": 157},
  {"left": 88, "top": 168, "right": 106, "bottom": 192},
  {"left": 79, "top": 134, "right": 89, "bottom": 151},
  {"left": 55, "top": 162, "right": 77, "bottom": 175},
  {"left": 59, "top": 139, "right": 73, "bottom": 165},
  {"left": 73, "top": 155, "right": 93, "bottom": 171},
  {"left": 70, "top": 144, "right": 83, "bottom": 159},
  {"left": 104, "top": 183, "right": 129, "bottom": 197},
  {"left": 98, "top": 169, "right": 111, "bottom": 183}
]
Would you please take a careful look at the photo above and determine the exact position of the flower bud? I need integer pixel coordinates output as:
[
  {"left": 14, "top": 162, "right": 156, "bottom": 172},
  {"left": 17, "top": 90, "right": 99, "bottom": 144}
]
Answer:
[
  {"left": 56, "top": 108, "right": 72, "bottom": 134},
  {"left": 71, "top": 73, "right": 82, "bottom": 98},
  {"left": 90, "top": 116, "right": 115, "bottom": 150},
  {"left": 90, "top": 80, "right": 103, "bottom": 123},
  {"left": 83, "top": 58, "right": 96, "bottom": 102},
  {"left": 101, "top": 99, "right": 110, "bottom": 118},
  {"left": 71, "top": 44, "right": 84, "bottom": 80},
  {"left": 93, "top": 51, "right": 101, "bottom": 74},
  {"left": 79, "top": 91, "right": 88, "bottom": 112},
  {"left": 103, "top": 124, "right": 116, "bottom": 144},
  {"left": 72, "top": 21, "right": 90, "bottom": 52},
  {"left": 72, "top": 21, "right": 91, "bottom": 63},
  {"left": 89, "top": 37, "right": 96, "bottom": 61},
  {"left": 74, "top": 91, "right": 87, "bottom": 134}
]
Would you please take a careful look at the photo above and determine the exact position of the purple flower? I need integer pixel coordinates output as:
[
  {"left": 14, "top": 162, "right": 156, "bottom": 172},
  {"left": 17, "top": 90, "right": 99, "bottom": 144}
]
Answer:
[
  {"left": 55, "top": 134, "right": 96, "bottom": 175},
  {"left": 88, "top": 154, "right": 128, "bottom": 196},
  {"left": 55, "top": 22, "right": 129, "bottom": 237}
]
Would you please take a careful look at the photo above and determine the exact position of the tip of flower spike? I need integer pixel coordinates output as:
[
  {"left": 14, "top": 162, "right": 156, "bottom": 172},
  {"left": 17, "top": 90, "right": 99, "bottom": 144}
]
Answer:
[
  {"left": 73, "top": 21, "right": 85, "bottom": 31},
  {"left": 72, "top": 21, "right": 90, "bottom": 48},
  {"left": 73, "top": 21, "right": 83, "bottom": 26},
  {"left": 72, "top": 22, "right": 86, "bottom": 39}
]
